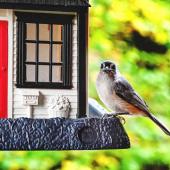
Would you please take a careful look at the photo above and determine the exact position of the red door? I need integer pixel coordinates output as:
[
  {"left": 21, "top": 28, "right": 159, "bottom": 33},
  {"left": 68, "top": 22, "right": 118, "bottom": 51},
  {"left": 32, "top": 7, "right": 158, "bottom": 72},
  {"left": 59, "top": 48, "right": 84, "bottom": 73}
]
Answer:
[{"left": 0, "top": 21, "right": 8, "bottom": 118}]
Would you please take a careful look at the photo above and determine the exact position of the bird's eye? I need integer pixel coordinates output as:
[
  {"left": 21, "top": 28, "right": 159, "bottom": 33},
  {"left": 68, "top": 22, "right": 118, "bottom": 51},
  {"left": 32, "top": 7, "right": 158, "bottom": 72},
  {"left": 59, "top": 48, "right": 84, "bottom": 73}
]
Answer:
[
  {"left": 101, "top": 63, "right": 104, "bottom": 69},
  {"left": 110, "top": 64, "right": 116, "bottom": 70}
]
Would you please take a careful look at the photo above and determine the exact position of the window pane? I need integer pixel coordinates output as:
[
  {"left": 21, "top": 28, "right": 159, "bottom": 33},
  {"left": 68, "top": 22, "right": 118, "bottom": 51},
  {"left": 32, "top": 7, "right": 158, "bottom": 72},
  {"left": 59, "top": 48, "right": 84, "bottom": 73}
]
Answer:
[
  {"left": 39, "top": 44, "right": 50, "bottom": 62},
  {"left": 53, "top": 25, "right": 63, "bottom": 41},
  {"left": 52, "top": 66, "right": 62, "bottom": 82},
  {"left": 39, "top": 24, "right": 50, "bottom": 41},
  {"left": 53, "top": 44, "right": 62, "bottom": 63},
  {"left": 26, "top": 23, "right": 36, "bottom": 40},
  {"left": 26, "top": 43, "right": 36, "bottom": 62},
  {"left": 26, "top": 65, "right": 35, "bottom": 82},
  {"left": 39, "top": 65, "right": 49, "bottom": 82}
]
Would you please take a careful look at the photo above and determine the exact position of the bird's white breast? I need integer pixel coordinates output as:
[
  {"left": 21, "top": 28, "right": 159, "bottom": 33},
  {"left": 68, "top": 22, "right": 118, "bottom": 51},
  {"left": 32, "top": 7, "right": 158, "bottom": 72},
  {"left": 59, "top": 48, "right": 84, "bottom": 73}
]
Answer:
[
  {"left": 96, "top": 72, "right": 117, "bottom": 111},
  {"left": 96, "top": 72, "right": 130, "bottom": 113}
]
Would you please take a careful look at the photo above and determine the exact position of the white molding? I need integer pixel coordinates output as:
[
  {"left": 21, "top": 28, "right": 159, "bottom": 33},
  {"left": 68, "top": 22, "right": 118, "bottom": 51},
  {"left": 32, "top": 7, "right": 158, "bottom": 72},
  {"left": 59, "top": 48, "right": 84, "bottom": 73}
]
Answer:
[{"left": 7, "top": 10, "right": 14, "bottom": 118}]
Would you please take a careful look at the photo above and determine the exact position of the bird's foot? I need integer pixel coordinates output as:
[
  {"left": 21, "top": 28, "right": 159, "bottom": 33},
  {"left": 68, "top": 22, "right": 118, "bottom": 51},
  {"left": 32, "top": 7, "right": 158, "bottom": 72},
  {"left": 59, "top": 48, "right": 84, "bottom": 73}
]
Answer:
[
  {"left": 102, "top": 113, "right": 116, "bottom": 119},
  {"left": 113, "top": 112, "right": 129, "bottom": 116},
  {"left": 102, "top": 112, "right": 129, "bottom": 124},
  {"left": 116, "top": 116, "right": 126, "bottom": 124},
  {"left": 102, "top": 112, "right": 129, "bottom": 118}
]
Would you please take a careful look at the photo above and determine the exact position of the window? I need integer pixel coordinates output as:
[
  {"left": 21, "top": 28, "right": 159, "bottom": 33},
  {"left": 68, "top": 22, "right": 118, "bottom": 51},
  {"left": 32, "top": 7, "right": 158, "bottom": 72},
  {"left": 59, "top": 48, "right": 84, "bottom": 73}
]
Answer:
[{"left": 16, "top": 12, "right": 74, "bottom": 89}]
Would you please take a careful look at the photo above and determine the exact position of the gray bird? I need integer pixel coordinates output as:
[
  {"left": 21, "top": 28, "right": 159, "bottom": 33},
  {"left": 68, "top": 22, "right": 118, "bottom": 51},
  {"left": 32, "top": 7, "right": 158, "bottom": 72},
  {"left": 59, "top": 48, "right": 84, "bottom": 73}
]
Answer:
[{"left": 96, "top": 61, "right": 170, "bottom": 136}]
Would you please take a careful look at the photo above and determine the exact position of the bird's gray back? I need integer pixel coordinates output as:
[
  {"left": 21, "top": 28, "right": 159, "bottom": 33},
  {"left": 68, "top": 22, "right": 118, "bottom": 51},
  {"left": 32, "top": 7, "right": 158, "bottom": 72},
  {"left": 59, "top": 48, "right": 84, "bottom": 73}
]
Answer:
[{"left": 114, "top": 76, "right": 150, "bottom": 113}]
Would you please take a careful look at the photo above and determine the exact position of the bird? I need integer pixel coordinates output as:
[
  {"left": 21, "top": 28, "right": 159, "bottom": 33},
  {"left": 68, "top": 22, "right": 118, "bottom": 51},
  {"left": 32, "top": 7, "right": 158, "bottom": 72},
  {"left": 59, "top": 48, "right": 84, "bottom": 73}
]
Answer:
[{"left": 96, "top": 61, "right": 170, "bottom": 136}]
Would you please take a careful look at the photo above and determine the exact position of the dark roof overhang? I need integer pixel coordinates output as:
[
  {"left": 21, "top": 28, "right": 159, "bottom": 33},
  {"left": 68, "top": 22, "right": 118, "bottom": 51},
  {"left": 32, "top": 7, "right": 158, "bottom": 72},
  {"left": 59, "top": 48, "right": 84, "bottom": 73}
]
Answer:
[{"left": 0, "top": 0, "right": 90, "bottom": 12}]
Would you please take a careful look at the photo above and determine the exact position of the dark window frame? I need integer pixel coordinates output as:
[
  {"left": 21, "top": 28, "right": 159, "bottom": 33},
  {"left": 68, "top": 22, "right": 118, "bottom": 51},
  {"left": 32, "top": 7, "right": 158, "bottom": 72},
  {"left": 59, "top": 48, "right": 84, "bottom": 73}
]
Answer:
[{"left": 16, "top": 12, "right": 74, "bottom": 89}]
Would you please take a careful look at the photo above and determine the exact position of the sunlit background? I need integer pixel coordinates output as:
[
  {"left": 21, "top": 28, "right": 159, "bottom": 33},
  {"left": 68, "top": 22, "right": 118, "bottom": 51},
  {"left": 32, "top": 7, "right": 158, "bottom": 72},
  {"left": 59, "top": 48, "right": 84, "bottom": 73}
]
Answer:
[{"left": 1, "top": 0, "right": 170, "bottom": 169}]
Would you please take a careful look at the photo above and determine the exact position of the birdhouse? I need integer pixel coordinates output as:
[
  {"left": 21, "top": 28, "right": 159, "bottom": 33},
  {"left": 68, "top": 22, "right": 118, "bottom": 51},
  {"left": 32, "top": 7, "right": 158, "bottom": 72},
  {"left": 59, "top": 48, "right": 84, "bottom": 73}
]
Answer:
[
  {"left": 0, "top": 0, "right": 89, "bottom": 119},
  {"left": 0, "top": 0, "right": 130, "bottom": 150}
]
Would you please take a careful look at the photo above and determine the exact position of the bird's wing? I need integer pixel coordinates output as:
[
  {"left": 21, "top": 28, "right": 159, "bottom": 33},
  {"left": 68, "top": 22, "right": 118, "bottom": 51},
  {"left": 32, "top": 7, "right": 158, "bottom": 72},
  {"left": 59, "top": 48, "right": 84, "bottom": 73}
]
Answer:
[
  {"left": 114, "top": 78, "right": 170, "bottom": 136},
  {"left": 114, "top": 77, "right": 149, "bottom": 113}
]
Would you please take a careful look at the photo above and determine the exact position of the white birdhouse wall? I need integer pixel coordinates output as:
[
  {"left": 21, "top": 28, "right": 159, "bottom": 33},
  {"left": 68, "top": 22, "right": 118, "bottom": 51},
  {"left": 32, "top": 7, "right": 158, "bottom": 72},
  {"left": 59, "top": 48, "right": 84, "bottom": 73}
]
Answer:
[{"left": 10, "top": 11, "right": 79, "bottom": 119}]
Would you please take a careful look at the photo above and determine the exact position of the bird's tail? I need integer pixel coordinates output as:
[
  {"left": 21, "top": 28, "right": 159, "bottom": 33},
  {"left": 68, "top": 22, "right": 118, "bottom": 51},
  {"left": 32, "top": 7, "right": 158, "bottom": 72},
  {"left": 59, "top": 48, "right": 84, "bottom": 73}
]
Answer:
[{"left": 147, "top": 113, "right": 170, "bottom": 136}]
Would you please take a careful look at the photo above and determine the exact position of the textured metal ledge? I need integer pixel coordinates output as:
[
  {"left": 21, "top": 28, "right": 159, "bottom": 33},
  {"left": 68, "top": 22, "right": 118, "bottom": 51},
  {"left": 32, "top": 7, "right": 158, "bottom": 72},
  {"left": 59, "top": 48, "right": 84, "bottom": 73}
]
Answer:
[{"left": 0, "top": 117, "right": 130, "bottom": 150}]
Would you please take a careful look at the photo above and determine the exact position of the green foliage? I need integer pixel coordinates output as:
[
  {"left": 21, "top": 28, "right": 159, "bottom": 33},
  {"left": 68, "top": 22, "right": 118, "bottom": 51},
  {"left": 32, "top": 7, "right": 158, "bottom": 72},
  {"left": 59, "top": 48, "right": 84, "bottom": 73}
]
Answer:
[
  {"left": 88, "top": 0, "right": 170, "bottom": 169},
  {"left": 1, "top": 0, "right": 170, "bottom": 169}
]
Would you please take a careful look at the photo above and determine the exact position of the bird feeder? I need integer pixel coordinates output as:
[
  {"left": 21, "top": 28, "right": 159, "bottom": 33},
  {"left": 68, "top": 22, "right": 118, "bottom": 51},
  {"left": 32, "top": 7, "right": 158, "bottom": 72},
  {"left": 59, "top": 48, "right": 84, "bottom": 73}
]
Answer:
[{"left": 0, "top": 0, "right": 130, "bottom": 150}]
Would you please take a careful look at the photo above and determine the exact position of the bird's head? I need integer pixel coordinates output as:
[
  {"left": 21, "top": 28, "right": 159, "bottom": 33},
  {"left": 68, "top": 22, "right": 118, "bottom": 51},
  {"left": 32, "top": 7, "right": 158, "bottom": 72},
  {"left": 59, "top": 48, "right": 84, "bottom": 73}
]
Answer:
[{"left": 100, "top": 61, "right": 117, "bottom": 77}]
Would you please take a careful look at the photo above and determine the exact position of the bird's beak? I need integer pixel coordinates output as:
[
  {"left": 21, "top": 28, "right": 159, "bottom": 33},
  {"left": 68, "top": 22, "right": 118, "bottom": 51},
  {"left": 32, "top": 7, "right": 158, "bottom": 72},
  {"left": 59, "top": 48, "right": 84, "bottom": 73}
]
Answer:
[{"left": 102, "top": 68, "right": 112, "bottom": 73}]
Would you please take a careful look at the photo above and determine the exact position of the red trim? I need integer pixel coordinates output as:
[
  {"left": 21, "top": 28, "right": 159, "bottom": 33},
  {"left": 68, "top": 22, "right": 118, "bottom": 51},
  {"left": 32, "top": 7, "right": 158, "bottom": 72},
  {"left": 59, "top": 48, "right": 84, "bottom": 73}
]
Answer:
[{"left": 0, "top": 21, "right": 8, "bottom": 118}]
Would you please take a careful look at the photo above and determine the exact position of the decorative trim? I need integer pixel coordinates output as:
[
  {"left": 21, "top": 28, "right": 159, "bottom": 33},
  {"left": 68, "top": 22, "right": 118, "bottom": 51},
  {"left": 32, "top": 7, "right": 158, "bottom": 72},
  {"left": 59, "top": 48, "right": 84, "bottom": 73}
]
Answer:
[
  {"left": 22, "top": 91, "right": 39, "bottom": 106},
  {"left": 48, "top": 96, "right": 71, "bottom": 118},
  {"left": 22, "top": 91, "right": 40, "bottom": 118}
]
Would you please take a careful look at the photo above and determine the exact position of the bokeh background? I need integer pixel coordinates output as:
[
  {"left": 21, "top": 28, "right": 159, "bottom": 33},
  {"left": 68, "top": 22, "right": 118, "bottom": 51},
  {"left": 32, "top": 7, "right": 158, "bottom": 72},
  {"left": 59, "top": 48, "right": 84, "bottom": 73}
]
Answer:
[{"left": 1, "top": 0, "right": 170, "bottom": 169}]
